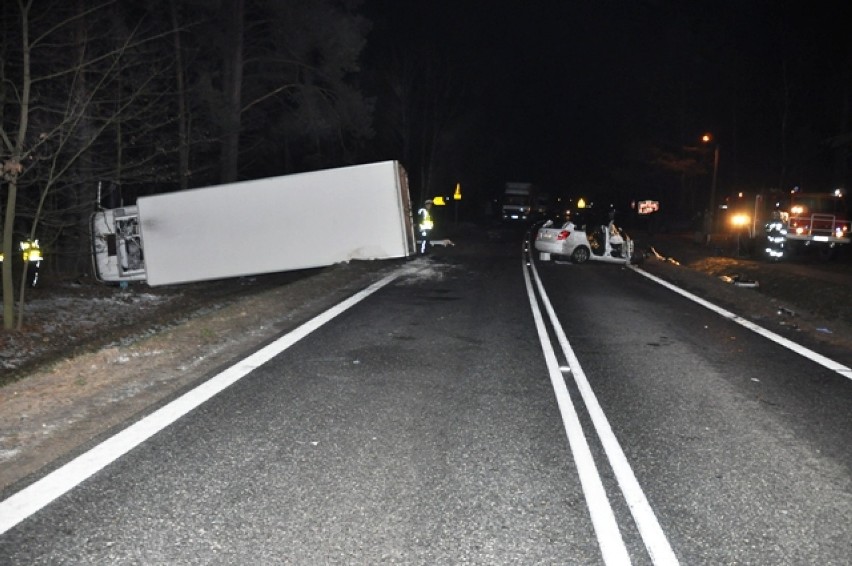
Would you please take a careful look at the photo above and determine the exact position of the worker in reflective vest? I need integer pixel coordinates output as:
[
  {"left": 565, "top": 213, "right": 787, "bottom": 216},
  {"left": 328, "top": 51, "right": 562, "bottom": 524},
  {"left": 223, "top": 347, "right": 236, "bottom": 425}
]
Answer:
[
  {"left": 417, "top": 199, "right": 434, "bottom": 254},
  {"left": 20, "top": 239, "right": 42, "bottom": 287},
  {"left": 0, "top": 239, "right": 42, "bottom": 287}
]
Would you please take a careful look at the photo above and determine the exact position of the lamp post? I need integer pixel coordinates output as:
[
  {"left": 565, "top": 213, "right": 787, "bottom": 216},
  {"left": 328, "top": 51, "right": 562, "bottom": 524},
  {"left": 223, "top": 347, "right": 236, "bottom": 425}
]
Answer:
[{"left": 701, "top": 134, "right": 719, "bottom": 241}]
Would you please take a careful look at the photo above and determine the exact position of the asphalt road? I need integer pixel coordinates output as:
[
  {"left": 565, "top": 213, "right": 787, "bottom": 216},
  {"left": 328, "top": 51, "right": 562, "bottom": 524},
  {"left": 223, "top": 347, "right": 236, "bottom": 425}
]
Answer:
[{"left": 0, "top": 236, "right": 850, "bottom": 564}]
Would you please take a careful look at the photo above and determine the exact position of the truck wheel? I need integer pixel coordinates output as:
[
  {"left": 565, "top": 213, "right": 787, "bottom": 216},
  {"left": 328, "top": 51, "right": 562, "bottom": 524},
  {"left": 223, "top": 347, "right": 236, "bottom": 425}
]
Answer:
[{"left": 571, "top": 246, "right": 590, "bottom": 264}]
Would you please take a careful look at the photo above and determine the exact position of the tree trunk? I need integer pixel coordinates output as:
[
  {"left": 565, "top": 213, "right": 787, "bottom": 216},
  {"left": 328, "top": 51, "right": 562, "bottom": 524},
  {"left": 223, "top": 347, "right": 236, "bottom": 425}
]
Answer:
[
  {"left": 2, "top": 2, "right": 31, "bottom": 330},
  {"left": 171, "top": 1, "right": 190, "bottom": 191},
  {"left": 72, "top": 0, "right": 96, "bottom": 274},
  {"left": 2, "top": 177, "right": 17, "bottom": 330},
  {"left": 219, "top": 0, "right": 244, "bottom": 184}
]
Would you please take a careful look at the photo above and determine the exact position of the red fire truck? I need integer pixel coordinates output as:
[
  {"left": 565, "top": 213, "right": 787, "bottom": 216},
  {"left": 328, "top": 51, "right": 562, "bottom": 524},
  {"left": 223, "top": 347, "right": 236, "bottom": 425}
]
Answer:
[
  {"left": 763, "top": 189, "right": 850, "bottom": 259},
  {"left": 717, "top": 188, "right": 849, "bottom": 260}
]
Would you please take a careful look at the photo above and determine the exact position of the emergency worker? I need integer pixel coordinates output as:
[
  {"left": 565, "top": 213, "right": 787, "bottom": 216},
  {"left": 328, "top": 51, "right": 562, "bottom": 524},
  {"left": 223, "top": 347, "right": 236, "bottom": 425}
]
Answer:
[
  {"left": 417, "top": 199, "right": 434, "bottom": 254},
  {"left": 21, "top": 239, "right": 42, "bottom": 287},
  {"left": 764, "top": 208, "right": 786, "bottom": 260}
]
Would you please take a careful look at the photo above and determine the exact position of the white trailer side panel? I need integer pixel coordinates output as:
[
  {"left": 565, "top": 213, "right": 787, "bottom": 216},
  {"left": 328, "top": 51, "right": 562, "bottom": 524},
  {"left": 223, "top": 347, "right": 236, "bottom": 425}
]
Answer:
[{"left": 137, "top": 161, "right": 415, "bottom": 286}]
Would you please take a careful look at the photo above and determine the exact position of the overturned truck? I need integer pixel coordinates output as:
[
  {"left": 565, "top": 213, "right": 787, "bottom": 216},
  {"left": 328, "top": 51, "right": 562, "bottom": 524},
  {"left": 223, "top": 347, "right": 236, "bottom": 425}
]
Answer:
[{"left": 91, "top": 161, "right": 417, "bottom": 286}]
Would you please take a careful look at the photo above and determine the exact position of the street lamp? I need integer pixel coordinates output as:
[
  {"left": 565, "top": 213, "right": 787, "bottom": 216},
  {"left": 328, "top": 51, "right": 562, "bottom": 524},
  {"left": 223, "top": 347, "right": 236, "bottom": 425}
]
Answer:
[{"left": 701, "top": 133, "right": 719, "bottom": 239}]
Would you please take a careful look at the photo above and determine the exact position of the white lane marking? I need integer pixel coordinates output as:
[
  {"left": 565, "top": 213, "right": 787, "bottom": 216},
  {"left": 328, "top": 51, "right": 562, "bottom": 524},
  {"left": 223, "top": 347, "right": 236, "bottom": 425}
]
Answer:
[
  {"left": 630, "top": 266, "right": 852, "bottom": 381},
  {"left": 0, "top": 268, "right": 409, "bottom": 536},
  {"left": 522, "top": 256, "right": 633, "bottom": 566},
  {"left": 529, "top": 259, "right": 680, "bottom": 566}
]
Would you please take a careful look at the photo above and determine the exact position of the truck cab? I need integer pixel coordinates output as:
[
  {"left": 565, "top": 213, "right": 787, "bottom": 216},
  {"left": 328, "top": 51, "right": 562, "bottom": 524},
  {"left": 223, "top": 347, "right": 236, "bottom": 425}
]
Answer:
[
  {"left": 785, "top": 191, "right": 850, "bottom": 243},
  {"left": 91, "top": 206, "right": 147, "bottom": 283}
]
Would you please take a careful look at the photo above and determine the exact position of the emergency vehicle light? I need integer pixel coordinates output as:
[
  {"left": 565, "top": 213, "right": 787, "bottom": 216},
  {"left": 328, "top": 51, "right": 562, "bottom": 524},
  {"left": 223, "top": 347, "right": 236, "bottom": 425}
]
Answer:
[{"left": 730, "top": 213, "right": 750, "bottom": 227}]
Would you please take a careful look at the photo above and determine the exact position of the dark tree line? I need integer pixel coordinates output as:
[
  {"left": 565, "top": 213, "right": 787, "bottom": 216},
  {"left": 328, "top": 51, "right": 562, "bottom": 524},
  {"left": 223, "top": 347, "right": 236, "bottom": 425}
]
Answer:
[{"left": 1, "top": 0, "right": 377, "bottom": 330}]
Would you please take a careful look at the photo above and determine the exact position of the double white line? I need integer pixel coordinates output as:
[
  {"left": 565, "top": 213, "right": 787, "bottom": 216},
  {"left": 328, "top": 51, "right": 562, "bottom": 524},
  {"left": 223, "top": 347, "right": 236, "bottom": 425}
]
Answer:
[{"left": 522, "top": 248, "right": 680, "bottom": 566}]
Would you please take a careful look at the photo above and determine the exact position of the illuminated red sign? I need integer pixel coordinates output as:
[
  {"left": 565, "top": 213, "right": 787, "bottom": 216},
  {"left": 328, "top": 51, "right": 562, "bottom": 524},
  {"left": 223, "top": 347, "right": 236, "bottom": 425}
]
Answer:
[{"left": 638, "top": 200, "right": 660, "bottom": 215}]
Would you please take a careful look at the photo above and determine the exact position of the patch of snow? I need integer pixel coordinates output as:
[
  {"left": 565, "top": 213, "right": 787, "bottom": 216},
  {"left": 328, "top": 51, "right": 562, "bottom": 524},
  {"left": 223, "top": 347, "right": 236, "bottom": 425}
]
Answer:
[
  {"left": 0, "top": 448, "right": 21, "bottom": 461},
  {"left": 0, "top": 286, "right": 182, "bottom": 371}
]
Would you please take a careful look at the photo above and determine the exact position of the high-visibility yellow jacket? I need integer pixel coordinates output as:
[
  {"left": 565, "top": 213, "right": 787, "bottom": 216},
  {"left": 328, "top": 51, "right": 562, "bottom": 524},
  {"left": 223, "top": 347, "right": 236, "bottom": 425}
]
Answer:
[{"left": 418, "top": 207, "right": 433, "bottom": 232}]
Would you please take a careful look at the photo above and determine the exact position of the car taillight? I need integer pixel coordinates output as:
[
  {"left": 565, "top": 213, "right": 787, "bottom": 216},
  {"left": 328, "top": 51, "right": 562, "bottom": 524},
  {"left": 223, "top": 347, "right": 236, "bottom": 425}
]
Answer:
[{"left": 557, "top": 230, "right": 570, "bottom": 241}]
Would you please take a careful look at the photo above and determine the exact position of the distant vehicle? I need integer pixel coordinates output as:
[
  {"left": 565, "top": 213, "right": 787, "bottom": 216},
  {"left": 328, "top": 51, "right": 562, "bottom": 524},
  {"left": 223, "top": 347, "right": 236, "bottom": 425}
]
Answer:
[
  {"left": 501, "top": 182, "right": 538, "bottom": 221},
  {"left": 91, "top": 160, "right": 417, "bottom": 286},
  {"left": 534, "top": 219, "right": 635, "bottom": 264}
]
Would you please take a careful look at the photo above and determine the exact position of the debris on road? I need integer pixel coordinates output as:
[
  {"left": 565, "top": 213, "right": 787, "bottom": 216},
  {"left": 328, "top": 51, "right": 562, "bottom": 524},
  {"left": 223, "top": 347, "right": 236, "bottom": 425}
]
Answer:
[
  {"left": 719, "top": 274, "right": 759, "bottom": 288},
  {"left": 648, "top": 247, "right": 680, "bottom": 265}
]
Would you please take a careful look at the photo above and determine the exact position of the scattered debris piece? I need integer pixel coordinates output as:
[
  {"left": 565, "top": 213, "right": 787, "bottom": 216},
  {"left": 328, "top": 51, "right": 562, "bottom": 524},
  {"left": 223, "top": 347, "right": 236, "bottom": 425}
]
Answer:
[
  {"left": 777, "top": 307, "right": 796, "bottom": 317},
  {"left": 720, "top": 274, "right": 759, "bottom": 288},
  {"left": 816, "top": 327, "right": 833, "bottom": 334},
  {"left": 649, "top": 247, "right": 680, "bottom": 265}
]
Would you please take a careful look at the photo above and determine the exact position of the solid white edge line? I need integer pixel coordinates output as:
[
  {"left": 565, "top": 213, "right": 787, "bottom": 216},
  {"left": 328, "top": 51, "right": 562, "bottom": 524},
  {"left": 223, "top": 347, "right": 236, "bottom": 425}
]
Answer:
[
  {"left": 529, "top": 258, "right": 680, "bottom": 566},
  {"left": 522, "top": 253, "right": 633, "bottom": 566},
  {"left": 0, "top": 267, "right": 408, "bottom": 536},
  {"left": 630, "top": 265, "right": 852, "bottom": 381}
]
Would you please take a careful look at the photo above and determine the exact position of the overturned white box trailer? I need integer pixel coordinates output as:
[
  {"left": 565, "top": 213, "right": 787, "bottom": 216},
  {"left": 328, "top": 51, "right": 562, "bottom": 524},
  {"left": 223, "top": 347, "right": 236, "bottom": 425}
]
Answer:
[{"left": 91, "top": 160, "right": 416, "bottom": 286}]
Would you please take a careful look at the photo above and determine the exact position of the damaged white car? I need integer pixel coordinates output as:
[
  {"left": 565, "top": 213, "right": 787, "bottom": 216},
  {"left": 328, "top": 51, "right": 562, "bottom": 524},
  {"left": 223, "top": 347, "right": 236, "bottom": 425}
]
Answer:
[{"left": 534, "top": 220, "right": 635, "bottom": 264}]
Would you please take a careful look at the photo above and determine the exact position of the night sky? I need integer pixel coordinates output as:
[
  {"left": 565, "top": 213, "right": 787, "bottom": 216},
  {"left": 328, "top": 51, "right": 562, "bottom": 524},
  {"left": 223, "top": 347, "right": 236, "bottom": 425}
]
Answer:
[{"left": 363, "top": 0, "right": 850, "bottom": 213}]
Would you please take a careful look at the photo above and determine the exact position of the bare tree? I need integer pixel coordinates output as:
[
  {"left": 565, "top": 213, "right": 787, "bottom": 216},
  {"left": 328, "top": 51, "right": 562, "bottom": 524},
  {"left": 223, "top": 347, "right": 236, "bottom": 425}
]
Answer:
[
  {"left": 1, "top": 0, "right": 40, "bottom": 330},
  {"left": 1, "top": 0, "right": 177, "bottom": 330},
  {"left": 219, "top": 0, "right": 244, "bottom": 183},
  {"left": 170, "top": 1, "right": 190, "bottom": 191}
]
